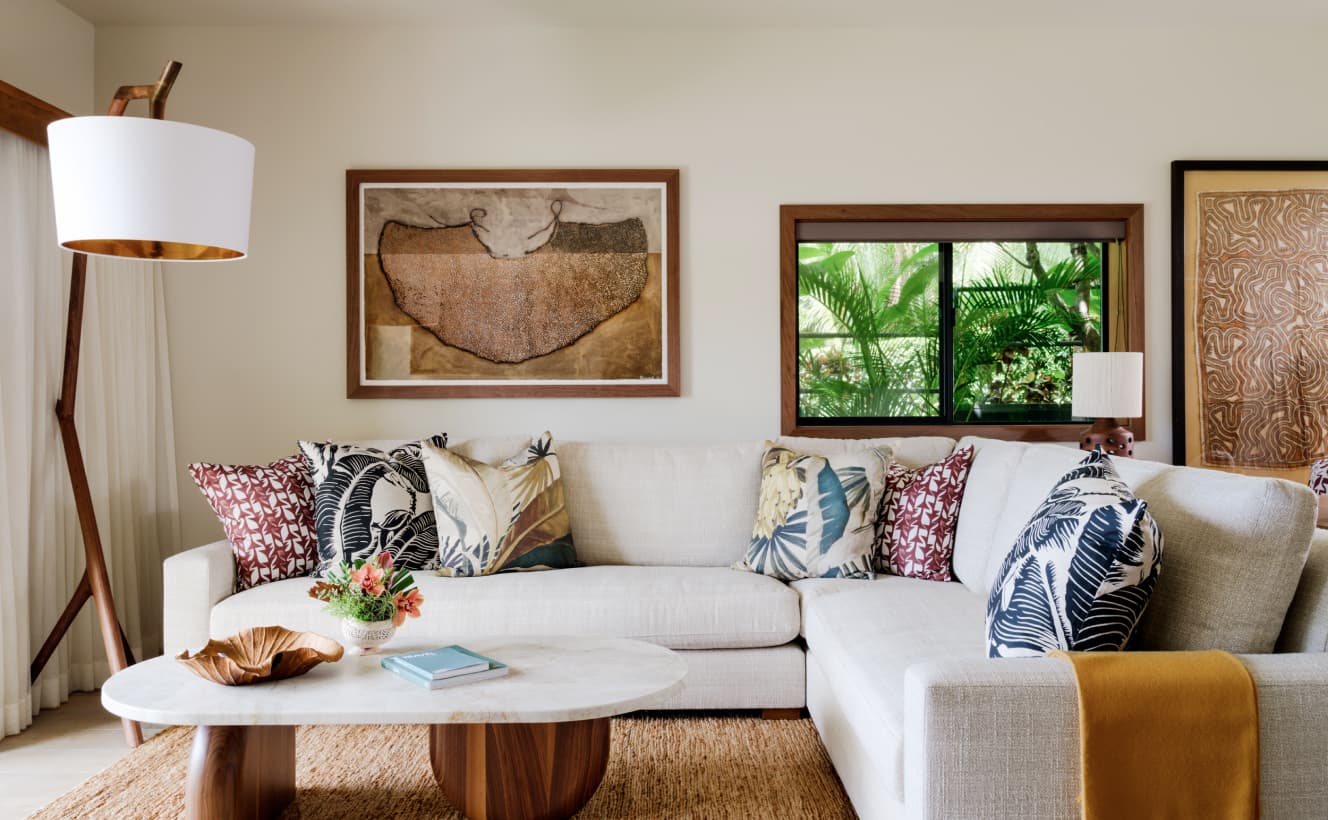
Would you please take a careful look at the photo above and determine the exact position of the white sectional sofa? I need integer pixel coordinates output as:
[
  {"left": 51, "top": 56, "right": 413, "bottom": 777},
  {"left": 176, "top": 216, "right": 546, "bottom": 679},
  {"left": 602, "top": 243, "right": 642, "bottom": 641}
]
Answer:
[{"left": 164, "top": 435, "right": 1328, "bottom": 819}]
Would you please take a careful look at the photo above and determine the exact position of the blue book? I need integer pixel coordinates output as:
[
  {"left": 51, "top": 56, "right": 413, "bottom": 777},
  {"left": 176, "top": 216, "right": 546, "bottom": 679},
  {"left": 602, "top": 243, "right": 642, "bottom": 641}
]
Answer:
[
  {"left": 385, "top": 648, "right": 512, "bottom": 685},
  {"left": 383, "top": 645, "right": 504, "bottom": 680},
  {"left": 384, "top": 659, "right": 509, "bottom": 690}
]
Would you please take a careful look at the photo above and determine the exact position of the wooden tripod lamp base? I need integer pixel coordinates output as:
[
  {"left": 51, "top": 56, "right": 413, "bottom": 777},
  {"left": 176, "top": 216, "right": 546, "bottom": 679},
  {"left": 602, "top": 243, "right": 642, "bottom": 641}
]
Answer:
[{"left": 1079, "top": 417, "right": 1135, "bottom": 458}]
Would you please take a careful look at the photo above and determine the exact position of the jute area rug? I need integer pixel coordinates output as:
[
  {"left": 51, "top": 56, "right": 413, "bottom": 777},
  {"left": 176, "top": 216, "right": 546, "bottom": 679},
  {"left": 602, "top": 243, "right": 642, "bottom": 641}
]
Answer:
[{"left": 32, "top": 715, "right": 857, "bottom": 819}]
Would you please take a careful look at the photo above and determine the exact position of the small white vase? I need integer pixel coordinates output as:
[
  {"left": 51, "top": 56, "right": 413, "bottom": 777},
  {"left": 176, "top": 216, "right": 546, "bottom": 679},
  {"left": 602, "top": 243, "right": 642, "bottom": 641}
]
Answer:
[{"left": 340, "top": 617, "right": 396, "bottom": 655}]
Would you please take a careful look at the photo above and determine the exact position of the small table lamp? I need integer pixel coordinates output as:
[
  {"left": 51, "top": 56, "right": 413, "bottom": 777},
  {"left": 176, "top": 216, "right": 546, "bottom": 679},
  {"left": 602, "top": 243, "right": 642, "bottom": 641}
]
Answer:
[
  {"left": 35, "top": 61, "right": 252, "bottom": 747},
  {"left": 1072, "top": 351, "right": 1143, "bottom": 457}
]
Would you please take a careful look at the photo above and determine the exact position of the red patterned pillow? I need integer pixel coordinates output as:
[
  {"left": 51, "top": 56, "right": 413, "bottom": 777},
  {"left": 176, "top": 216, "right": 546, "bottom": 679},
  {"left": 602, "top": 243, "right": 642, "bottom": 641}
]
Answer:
[
  {"left": 875, "top": 445, "right": 975, "bottom": 581},
  {"left": 189, "top": 455, "right": 318, "bottom": 590}
]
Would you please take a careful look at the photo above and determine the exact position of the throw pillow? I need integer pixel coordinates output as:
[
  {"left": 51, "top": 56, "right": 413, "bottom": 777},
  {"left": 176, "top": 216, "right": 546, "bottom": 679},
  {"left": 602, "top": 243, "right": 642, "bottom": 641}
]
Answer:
[
  {"left": 734, "top": 442, "right": 889, "bottom": 580},
  {"left": 424, "top": 432, "right": 578, "bottom": 576},
  {"left": 876, "top": 445, "right": 974, "bottom": 580},
  {"left": 299, "top": 434, "right": 447, "bottom": 574},
  {"left": 1311, "top": 458, "right": 1328, "bottom": 495},
  {"left": 986, "top": 448, "right": 1163, "bottom": 658},
  {"left": 188, "top": 454, "right": 318, "bottom": 590}
]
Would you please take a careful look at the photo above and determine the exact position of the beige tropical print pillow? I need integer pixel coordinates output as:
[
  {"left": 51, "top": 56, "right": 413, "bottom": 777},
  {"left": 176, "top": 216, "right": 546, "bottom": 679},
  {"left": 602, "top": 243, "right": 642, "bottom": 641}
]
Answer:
[
  {"left": 423, "top": 432, "right": 577, "bottom": 576},
  {"left": 734, "top": 442, "right": 890, "bottom": 580}
]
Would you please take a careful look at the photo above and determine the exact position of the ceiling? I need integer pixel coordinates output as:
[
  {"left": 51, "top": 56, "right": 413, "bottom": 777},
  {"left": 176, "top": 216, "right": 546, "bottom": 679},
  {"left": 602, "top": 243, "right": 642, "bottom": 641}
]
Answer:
[{"left": 55, "top": 0, "right": 1328, "bottom": 28}]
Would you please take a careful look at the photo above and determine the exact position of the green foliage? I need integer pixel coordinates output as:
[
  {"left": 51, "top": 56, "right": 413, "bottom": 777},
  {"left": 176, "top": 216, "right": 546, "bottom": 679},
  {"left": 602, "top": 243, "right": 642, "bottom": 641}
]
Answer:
[
  {"left": 798, "top": 240, "right": 1103, "bottom": 422},
  {"left": 797, "top": 242, "right": 940, "bottom": 418},
  {"left": 320, "top": 589, "right": 396, "bottom": 622}
]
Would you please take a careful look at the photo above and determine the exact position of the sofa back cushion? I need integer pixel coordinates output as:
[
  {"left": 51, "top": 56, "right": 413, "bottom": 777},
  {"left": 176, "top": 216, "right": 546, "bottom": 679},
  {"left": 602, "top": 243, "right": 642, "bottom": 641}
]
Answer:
[
  {"left": 559, "top": 437, "right": 957, "bottom": 568},
  {"left": 358, "top": 435, "right": 534, "bottom": 465},
  {"left": 953, "top": 439, "right": 1172, "bottom": 594},
  {"left": 558, "top": 441, "right": 766, "bottom": 566},
  {"left": 775, "top": 435, "right": 955, "bottom": 469},
  {"left": 954, "top": 436, "right": 1317, "bottom": 653}
]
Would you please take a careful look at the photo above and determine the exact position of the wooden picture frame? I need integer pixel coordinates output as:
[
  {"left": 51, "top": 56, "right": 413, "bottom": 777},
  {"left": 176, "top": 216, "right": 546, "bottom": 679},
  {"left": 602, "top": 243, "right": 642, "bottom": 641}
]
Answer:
[
  {"left": 347, "top": 169, "right": 680, "bottom": 398},
  {"left": 1172, "top": 160, "right": 1328, "bottom": 479}
]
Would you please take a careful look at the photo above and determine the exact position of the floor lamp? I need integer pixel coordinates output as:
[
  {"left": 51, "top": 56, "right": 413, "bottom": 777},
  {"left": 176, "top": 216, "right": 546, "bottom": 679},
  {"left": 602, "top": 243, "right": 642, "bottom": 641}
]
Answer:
[{"left": 30, "top": 61, "right": 253, "bottom": 747}]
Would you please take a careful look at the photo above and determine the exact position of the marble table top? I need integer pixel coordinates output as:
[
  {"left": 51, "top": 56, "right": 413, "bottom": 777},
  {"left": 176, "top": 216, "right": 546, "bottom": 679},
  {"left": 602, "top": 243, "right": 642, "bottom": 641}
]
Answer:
[{"left": 101, "top": 635, "right": 687, "bottom": 726}]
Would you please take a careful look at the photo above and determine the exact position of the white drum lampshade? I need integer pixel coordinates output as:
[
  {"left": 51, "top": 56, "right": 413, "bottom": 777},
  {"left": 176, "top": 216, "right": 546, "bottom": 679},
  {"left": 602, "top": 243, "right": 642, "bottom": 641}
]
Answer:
[
  {"left": 47, "top": 116, "right": 254, "bottom": 261},
  {"left": 1072, "top": 351, "right": 1144, "bottom": 420}
]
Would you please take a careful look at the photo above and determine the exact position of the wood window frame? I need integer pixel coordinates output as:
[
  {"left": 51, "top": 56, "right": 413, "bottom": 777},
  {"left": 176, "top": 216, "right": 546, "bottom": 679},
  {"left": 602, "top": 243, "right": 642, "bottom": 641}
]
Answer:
[{"left": 780, "top": 203, "right": 1146, "bottom": 442}]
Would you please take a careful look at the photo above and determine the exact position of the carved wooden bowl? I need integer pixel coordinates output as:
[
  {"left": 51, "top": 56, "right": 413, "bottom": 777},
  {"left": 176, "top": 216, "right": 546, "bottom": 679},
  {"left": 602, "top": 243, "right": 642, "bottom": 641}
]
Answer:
[{"left": 176, "top": 625, "right": 344, "bottom": 685}]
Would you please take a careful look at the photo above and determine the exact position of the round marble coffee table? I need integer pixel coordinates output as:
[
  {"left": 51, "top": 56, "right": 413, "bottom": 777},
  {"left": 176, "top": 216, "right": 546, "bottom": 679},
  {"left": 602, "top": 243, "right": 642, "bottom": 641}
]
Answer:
[{"left": 102, "top": 635, "right": 686, "bottom": 820}]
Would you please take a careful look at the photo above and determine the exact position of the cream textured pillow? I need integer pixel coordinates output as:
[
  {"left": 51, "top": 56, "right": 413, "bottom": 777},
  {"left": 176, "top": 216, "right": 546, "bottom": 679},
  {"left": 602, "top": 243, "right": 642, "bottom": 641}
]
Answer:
[
  {"left": 423, "top": 432, "right": 577, "bottom": 576},
  {"left": 734, "top": 441, "right": 889, "bottom": 580}
]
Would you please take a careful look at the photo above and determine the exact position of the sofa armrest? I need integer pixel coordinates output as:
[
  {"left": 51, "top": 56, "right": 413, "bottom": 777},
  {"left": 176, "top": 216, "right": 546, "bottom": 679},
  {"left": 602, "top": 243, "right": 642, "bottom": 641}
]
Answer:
[
  {"left": 162, "top": 540, "right": 235, "bottom": 655},
  {"left": 904, "top": 655, "right": 1328, "bottom": 820},
  {"left": 1279, "top": 527, "right": 1328, "bottom": 653}
]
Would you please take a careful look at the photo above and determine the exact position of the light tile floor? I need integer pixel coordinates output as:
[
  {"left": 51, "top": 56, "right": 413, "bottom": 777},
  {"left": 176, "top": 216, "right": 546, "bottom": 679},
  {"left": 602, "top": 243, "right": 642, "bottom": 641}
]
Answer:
[{"left": 0, "top": 693, "right": 162, "bottom": 818}]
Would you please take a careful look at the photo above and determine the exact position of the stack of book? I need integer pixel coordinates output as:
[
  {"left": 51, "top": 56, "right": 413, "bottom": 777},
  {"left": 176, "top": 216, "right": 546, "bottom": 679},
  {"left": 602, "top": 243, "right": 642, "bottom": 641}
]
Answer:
[{"left": 382, "top": 645, "right": 509, "bottom": 690}]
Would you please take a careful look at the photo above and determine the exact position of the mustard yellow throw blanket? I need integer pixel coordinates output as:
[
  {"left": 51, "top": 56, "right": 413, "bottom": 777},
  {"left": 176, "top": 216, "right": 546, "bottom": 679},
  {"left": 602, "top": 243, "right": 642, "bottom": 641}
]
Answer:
[{"left": 1052, "top": 650, "right": 1259, "bottom": 820}]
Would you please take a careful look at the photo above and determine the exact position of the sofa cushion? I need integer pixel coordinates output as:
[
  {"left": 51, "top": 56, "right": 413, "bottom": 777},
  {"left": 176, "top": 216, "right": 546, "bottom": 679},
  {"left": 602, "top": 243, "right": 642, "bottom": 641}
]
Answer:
[
  {"left": 775, "top": 435, "right": 955, "bottom": 469},
  {"left": 789, "top": 578, "right": 865, "bottom": 630},
  {"left": 355, "top": 435, "right": 534, "bottom": 465},
  {"left": 877, "top": 445, "right": 975, "bottom": 580},
  {"left": 986, "top": 449, "right": 1163, "bottom": 657},
  {"left": 735, "top": 442, "right": 890, "bottom": 580},
  {"left": 188, "top": 454, "right": 317, "bottom": 590},
  {"left": 955, "top": 437, "right": 1316, "bottom": 654},
  {"left": 300, "top": 434, "right": 448, "bottom": 574},
  {"left": 425, "top": 433, "right": 577, "bottom": 576},
  {"left": 799, "top": 576, "right": 986, "bottom": 801},
  {"left": 212, "top": 565, "right": 801, "bottom": 650},
  {"left": 950, "top": 437, "right": 1026, "bottom": 592},
  {"left": 558, "top": 441, "right": 765, "bottom": 566}
]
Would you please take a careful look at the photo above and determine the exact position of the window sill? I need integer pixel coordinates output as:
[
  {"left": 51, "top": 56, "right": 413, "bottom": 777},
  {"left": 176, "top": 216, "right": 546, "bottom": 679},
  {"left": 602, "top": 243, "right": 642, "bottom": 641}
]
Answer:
[{"left": 783, "top": 422, "right": 1096, "bottom": 443}]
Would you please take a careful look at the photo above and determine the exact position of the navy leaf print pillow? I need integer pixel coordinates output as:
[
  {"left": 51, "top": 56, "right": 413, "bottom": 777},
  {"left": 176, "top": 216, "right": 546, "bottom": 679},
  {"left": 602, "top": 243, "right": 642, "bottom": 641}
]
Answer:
[
  {"left": 986, "top": 449, "right": 1163, "bottom": 658},
  {"left": 300, "top": 434, "right": 447, "bottom": 575}
]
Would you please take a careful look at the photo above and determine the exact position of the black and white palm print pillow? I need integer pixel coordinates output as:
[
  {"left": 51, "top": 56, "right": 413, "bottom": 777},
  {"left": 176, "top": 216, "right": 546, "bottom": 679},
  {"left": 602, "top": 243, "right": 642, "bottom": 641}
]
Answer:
[
  {"left": 986, "top": 448, "right": 1163, "bottom": 658},
  {"left": 299, "top": 435, "right": 447, "bottom": 575}
]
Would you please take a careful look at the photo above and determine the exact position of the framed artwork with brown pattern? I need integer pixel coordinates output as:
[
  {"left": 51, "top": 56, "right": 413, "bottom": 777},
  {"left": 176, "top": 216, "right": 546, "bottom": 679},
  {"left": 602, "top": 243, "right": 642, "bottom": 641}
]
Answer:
[
  {"left": 1172, "top": 160, "right": 1328, "bottom": 481},
  {"left": 347, "top": 169, "right": 679, "bottom": 398}
]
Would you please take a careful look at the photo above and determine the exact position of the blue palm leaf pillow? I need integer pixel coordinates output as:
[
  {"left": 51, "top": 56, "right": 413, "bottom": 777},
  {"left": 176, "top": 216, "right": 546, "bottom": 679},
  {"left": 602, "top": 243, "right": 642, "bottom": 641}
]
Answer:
[
  {"left": 299, "top": 434, "right": 447, "bottom": 575},
  {"left": 986, "top": 448, "right": 1163, "bottom": 658},
  {"left": 734, "top": 442, "right": 890, "bottom": 580}
]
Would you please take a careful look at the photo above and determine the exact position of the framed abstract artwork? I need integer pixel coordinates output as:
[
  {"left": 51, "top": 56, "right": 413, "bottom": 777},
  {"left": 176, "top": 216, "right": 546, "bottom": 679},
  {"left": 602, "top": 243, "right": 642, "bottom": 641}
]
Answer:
[
  {"left": 1172, "top": 160, "right": 1328, "bottom": 480},
  {"left": 346, "top": 169, "right": 679, "bottom": 398}
]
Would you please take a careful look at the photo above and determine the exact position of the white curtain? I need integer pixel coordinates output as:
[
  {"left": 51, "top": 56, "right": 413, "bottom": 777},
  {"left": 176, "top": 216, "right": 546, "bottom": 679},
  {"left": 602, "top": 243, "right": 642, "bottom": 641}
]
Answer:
[{"left": 0, "top": 129, "right": 180, "bottom": 738}]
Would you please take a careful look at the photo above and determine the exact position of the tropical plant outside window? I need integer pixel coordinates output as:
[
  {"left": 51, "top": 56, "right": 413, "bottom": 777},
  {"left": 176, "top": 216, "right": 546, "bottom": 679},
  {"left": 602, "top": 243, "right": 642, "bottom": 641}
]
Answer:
[{"left": 796, "top": 239, "right": 1106, "bottom": 425}]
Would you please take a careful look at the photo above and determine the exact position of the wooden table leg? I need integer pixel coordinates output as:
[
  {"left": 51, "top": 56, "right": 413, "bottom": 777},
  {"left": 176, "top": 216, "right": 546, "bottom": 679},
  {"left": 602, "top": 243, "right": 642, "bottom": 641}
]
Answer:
[
  {"left": 430, "top": 719, "right": 611, "bottom": 820},
  {"left": 186, "top": 725, "right": 296, "bottom": 820}
]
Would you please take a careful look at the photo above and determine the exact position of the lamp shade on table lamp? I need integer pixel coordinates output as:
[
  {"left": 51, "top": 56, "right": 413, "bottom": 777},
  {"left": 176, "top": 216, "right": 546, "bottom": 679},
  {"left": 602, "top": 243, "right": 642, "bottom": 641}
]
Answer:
[
  {"left": 1072, "top": 351, "right": 1143, "bottom": 456},
  {"left": 47, "top": 116, "right": 254, "bottom": 261}
]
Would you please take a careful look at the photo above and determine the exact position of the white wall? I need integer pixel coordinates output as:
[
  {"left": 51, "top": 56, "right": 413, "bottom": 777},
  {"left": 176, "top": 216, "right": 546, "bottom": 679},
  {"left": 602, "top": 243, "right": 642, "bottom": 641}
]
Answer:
[
  {"left": 0, "top": 0, "right": 93, "bottom": 113},
  {"left": 93, "top": 21, "right": 1328, "bottom": 548}
]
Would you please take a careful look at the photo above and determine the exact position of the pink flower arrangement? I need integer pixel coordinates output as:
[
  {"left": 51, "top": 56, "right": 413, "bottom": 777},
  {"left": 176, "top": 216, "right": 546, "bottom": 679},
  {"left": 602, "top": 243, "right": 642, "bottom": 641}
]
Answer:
[{"left": 309, "top": 551, "right": 424, "bottom": 626}]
